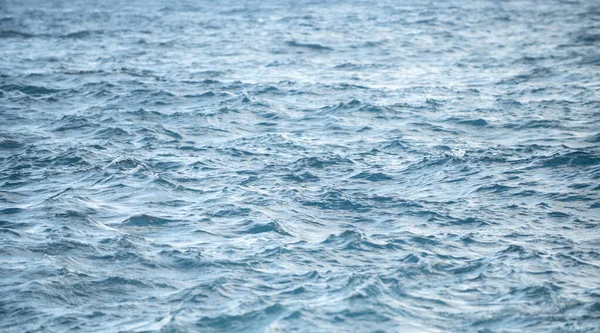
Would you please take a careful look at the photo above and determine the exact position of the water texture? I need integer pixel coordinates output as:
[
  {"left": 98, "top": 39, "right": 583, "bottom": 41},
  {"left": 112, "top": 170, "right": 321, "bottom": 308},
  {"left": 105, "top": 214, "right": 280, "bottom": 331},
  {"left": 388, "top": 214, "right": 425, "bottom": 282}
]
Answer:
[{"left": 1, "top": 0, "right": 599, "bottom": 332}]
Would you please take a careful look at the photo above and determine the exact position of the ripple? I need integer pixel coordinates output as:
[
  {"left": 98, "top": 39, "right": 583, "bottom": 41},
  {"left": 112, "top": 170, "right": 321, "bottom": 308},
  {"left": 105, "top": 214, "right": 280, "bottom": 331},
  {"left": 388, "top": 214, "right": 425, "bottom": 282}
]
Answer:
[
  {"left": 0, "top": 137, "right": 22, "bottom": 149},
  {"left": 122, "top": 214, "right": 177, "bottom": 226},
  {"left": 351, "top": 171, "right": 393, "bottom": 182},
  {"left": 1, "top": 84, "right": 61, "bottom": 96},
  {"left": 104, "top": 156, "right": 148, "bottom": 171},
  {"left": 285, "top": 40, "right": 333, "bottom": 51}
]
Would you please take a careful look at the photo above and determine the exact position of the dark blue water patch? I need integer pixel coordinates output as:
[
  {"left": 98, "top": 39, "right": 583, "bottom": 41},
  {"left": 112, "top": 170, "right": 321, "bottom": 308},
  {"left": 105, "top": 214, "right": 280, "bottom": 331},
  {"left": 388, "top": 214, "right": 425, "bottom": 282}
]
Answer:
[
  {"left": 51, "top": 115, "right": 97, "bottom": 132},
  {"left": 303, "top": 190, "right": 371, "bottom": 212},
  {"left": 0, "top": 207, "right": 24, "bottom": 215},
  {"left": 351, "top": 171, "right": 393, "bottom": 182},
  {"left": 194, "top": 304, "right": 284, "bottom": 332},
  {"left": 547, "top": 211, "right": 571, "bottom": 219},
  {"left": 0, "top": 30, "right": 34, "bottom": 38},
  {"left": 539, "top": 151, "right": 600, "bottom": 168},
  {"left": 285, "top": 40, "right": 333, "bottom": 51},
  {"left": 0, "top": 137, "right": 22, "bottom": 149},
  {"left": 61, "top": 30, "right": 103, "bottom": 39},
  {"left": 573, "top": 33, "right": 600, "bottom": 45},
  {"left": 408, "top": 122, "right": 458, "bottom": 134},
  {"left": 290, "top": 155, "right": 354, "bottom": 170},
  {"left": 282, "top": 171, "right": 320, "bottom": 183},
  {"left": 236, "top": 219, "right": 291, "bottom": 236},
  {"left": 588, "top": 133, "right": 600, "bottom": 143},
  {"left": 0, "top": 84, "right": 61, "bottom": 96},
  {"left": 475, "top": 184, "right": 515, "bottom": 193},
  {"left": 322, "top": 229, "right": 391, "bottom": 251},
  {"left": 503, "top": 119, "right": 564, "bottom": 130},
  {"left": 121, "top": 214, "right": 178, "bottom": 226},
  {"left": 209, "top": 207, "right": 252, "bottom": 218},
  {"left": 93, "top": 127, "right": 131, "bottom": 139},
  {"left": 29, "top": 239, "right": 99, "bottom": 256},
  {"left": 579, "top": 54, "right": 600, "bottom": 66},
  {"left": 452, "top": 118, "right": 489, "bottom": 127}
]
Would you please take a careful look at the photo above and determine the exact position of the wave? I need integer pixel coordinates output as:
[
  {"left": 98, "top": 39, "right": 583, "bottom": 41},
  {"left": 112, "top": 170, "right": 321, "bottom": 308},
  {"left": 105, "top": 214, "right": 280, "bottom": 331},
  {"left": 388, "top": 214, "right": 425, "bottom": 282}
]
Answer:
[
  {"left": 122, "top": 214, "right": 178, "bottom": 226},
  {"left": 285, "top": 40, "right": 333, "bottom": 51}
]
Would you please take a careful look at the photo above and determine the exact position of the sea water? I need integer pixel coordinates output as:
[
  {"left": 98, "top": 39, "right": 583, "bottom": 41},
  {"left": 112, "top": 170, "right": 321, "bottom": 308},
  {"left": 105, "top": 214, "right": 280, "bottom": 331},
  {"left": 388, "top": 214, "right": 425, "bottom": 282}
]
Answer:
[{"left": 1, "top": 0, "right": 599, "bottom": 332}]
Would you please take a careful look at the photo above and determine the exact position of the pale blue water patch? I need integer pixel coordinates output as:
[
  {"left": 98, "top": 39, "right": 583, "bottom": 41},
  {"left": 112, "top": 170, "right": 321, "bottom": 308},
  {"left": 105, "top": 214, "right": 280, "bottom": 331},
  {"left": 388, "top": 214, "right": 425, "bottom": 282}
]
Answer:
[{"left": 1, "top": 0, "right": 599, "bottom": 332}]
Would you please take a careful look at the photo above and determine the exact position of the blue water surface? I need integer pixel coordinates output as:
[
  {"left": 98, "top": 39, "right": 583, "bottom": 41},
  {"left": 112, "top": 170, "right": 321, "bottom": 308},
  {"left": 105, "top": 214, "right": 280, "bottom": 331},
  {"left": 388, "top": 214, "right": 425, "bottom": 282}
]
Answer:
[{"left": 1, "top": 0, "right": 599, "bottom": 332}]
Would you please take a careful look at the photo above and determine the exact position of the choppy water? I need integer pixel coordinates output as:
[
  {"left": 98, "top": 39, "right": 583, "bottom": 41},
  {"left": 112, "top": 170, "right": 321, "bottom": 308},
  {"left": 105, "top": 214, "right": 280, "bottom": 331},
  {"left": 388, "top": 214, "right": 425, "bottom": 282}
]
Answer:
[{"left": 1, "top": 0, "right": 600, "bottom": 332}]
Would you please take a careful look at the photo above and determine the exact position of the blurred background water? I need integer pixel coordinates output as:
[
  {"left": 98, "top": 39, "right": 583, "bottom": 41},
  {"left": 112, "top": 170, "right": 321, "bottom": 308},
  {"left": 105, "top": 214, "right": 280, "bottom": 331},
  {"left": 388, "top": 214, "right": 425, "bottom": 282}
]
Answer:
[{"left": 1, "top": 0, "right": 599, "bottom": 332}]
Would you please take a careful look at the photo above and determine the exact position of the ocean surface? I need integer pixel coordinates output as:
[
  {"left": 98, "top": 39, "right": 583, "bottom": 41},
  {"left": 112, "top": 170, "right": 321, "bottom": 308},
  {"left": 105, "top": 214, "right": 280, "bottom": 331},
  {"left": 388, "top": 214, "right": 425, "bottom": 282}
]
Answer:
[{"left": 1, "top": 0, "right": 599, "bottom": 332}]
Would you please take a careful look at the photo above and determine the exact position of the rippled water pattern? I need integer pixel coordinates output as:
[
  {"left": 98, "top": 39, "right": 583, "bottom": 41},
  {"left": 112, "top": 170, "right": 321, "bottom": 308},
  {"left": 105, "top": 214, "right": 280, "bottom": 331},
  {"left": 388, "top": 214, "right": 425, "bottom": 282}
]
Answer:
[{"left": 1, "top": 0, "right": 600, "bottom": 332}]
